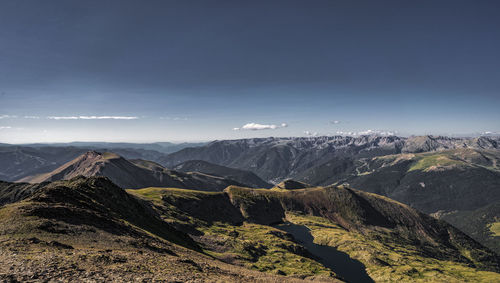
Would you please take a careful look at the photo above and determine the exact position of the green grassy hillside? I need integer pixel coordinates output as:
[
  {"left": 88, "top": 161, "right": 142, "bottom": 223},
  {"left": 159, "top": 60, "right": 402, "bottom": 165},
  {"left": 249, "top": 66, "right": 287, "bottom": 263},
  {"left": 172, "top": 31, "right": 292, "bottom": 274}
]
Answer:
[
  {"left": 2, "top": 176, "right": 499, "bottom": 282},
  {"left": 130, "top": 184, "right": 500, "bottom": 282},
  {"left": 0, "top": 177, "right": 331, "bottom": 282}
]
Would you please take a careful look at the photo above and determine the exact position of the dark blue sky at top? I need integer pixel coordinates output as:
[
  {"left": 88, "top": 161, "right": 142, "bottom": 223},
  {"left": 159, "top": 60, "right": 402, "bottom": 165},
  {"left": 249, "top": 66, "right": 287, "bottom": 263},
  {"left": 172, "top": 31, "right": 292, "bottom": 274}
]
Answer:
[{"left": 0, "top": 0, "right": 499, "bottom": 143}]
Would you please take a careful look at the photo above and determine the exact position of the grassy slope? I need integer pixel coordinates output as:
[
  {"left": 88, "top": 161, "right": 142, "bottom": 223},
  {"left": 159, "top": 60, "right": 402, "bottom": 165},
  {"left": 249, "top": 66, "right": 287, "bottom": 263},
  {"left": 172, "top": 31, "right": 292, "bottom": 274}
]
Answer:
[
  {"left": 288, "top": 213, "right": 500, "bottom": 283},
  {"left": 130, "top": 185, "right": 500, "bottom": 282},
  {"left": 378, "top": 148, "right": 500, "bottom": 174},
  {"left": 226, "top": 185, "right": 500, "bottom": 270},
  {"left": 0, "top": 178, "right": 330, "bottom": 282},
  {"left": 490, "top": 223, "right": 500, "bottom": 237},
  {"left": 407, "top": 154, "right": 465, "bottom": 172},
  {"left": 129, "top": 187, "right": 340, "bottom": 281}
]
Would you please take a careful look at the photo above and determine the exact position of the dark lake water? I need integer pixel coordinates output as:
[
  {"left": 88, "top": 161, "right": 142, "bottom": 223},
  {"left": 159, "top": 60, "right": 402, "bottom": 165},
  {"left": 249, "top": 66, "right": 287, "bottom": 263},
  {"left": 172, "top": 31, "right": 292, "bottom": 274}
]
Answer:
[{"left": 275, "top": 223, "right": 374, "bottom": 283}]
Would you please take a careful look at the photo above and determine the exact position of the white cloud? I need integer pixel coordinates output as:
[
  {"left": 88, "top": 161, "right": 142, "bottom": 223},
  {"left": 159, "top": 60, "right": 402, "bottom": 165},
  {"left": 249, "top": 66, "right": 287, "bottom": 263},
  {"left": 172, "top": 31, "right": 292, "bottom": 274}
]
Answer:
[
  {"left": 0, "top": 126, "right": 12, "bottom": 130},
  {"left": 48, "top": 116, "right": 138, "bottom": 120},
  {"left": 23, "top": 116, "right": 40, "bottom": 119},
  {"left": 0, "top": 115, "right": 17, "bottom": 119},
  {"left": 47, "top": 116, "right": 79, "bottom": 120},
  {"left": 234, "top": 122, "right": 288, "bottom": 131},
  {"left": 481, "top": 131, "right": 500, "bottom": 136},
  {"left": 242, "top": 123, "right": 278, "bottom": 130},
  {"left": 330, "top": 120, "right": 340, "bottom": 124},
  {"left": 79, "top": 116, "right": 138, "bottom": 120}
]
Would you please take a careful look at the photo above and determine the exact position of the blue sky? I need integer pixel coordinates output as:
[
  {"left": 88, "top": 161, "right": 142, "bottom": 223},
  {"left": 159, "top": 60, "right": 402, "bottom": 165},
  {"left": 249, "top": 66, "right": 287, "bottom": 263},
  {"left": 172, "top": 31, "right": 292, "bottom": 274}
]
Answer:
[{"left": 1, "top": 0, "right": 499, "bottom": 143}]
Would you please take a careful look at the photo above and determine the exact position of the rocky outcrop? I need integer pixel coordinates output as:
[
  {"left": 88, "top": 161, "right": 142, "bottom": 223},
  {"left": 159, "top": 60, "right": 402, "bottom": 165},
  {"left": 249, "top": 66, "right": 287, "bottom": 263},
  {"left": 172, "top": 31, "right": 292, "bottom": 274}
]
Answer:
[{"left": 224, "top": 186, "right": 285, "bottom": 225}]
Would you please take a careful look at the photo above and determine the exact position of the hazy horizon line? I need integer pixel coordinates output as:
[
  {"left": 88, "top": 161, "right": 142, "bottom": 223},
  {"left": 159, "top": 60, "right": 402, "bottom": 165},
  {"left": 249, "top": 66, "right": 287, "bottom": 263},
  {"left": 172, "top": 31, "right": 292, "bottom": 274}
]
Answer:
[{"left": 2, "top": 133, "right": 499, "bottom": 145}]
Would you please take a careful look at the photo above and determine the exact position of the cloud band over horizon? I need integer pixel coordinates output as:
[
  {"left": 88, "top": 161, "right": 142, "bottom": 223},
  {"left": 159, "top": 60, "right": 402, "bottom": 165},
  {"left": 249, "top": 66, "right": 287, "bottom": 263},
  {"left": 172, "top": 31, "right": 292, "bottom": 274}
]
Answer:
[{"left": 47, "top": 116, "right": 139, "bottom": 120}]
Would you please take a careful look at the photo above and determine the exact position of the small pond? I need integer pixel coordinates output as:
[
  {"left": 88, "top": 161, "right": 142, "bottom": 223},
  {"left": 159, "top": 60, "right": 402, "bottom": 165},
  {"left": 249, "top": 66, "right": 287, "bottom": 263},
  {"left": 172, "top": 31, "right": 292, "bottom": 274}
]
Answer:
[{"left": 275, "top": 223, "right": 374, "bottom": 283}]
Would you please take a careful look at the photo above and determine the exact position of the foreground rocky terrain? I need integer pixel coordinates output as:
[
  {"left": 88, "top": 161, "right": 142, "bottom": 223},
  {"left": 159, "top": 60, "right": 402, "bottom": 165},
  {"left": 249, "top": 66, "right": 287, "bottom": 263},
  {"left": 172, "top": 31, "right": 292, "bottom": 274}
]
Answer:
[{"left": 1, "top": 176, "right": 499, "bottom": 282}]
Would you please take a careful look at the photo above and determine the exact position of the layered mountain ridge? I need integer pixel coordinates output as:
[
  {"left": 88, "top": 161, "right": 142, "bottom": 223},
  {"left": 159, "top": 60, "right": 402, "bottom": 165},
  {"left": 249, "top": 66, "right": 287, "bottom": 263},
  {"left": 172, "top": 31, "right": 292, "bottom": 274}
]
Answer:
[
  {"left": 18, "top": 151, "right": 246, "bottom": 190},
  {"left": 161, "top": 135, "right": 500, "bottom": 183}
]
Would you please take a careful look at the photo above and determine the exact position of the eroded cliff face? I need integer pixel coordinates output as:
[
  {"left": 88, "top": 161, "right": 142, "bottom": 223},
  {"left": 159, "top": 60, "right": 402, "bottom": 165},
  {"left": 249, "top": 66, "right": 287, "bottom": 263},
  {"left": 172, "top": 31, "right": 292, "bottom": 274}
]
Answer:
[
  {"left": 160, "top": 190, "right": 245, "bottom": 225},
  {"left": 224, "top": 187, "right": 285, "bottom": 225}
]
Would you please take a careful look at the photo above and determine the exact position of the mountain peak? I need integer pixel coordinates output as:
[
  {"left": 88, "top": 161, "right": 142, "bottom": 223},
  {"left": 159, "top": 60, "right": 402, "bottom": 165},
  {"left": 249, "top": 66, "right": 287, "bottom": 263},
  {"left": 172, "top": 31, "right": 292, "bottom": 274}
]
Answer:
[
  {"left": 19, "top": 151, "right": 245, "bottom": 190},
  {"left": 80, "top": 150, "right": 120, "bottom": 160}
]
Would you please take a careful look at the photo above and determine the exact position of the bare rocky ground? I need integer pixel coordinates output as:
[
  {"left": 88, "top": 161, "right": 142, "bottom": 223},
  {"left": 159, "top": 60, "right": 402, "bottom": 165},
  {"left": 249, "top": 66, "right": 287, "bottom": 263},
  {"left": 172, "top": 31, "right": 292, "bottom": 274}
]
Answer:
[{"left": 0, "top": 237, "right": 338, "bottom": 283}]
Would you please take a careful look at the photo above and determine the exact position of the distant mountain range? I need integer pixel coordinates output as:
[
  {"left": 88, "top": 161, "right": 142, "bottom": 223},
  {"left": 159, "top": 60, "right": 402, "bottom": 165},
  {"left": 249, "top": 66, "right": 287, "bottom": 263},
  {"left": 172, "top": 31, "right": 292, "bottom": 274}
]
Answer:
[
  {"left": 162, "top": 135, "right": 500, "bottom": 182},
  {"left": 9, "top": 141, "right": 208, "bottom": 154},
  {"left": 3, "top": 136, "right": 498, "bottom": 183}
]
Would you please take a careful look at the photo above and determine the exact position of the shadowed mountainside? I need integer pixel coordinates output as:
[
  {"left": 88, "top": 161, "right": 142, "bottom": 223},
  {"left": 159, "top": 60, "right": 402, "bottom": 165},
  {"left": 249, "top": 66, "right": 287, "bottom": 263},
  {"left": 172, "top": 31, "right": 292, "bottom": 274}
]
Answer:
[
  {"left": 172, "top": 160, "right": 272, "bottom": 188},
  {"left": 0, "top": 180, "right": 47, "bottom": 206},
  {"left": 331, "top": 148, "right": 500, "bottom": 213},
  {"left": 435, "top": 200, "right": 500, "bottom": 255}
]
